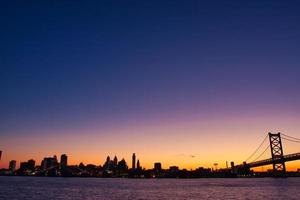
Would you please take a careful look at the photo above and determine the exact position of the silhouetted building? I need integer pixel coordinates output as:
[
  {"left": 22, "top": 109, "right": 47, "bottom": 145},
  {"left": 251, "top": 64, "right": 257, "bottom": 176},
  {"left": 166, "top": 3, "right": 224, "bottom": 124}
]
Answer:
[
  {"left": 20, "top": 162, "right": 28, "bottom": 172},
  {"left": 169, "top": 166, "right": 179, "bottom": 172},
  {"left": 166, "top": 166, "right": 180, "bottom": 178},
  {"left": 17, "top": 159, "right": 35, "bottom": 175},
  {"left": 106, "top": 156, "right": 110, "bottom": 163},
  {"left": 196, "top": 167, "right": 212, "bottom": 176},
  {"left": 113, "top": 156, "right": 118, "bottom": 166},
  {"left": 118, "top": 159, "right": 128, "bottom": 170},
  {"left": 104, "top": 156, "right": 114, "bottom": 170},
  {"left": 154, "top": 162, "right": 162, "bottom": 171},
  {"left": 79, "top": 162, "right": 85, "bottom": 169},
  {"left": 40, "top": 156, "right": 58, "bottom": 176},
  {"left": 42, "top": 156, "right": 58, "bottom": 170},
  {"left": 9, "top": 160, "right": 16, "bottom": 172},
  {"left": 117, "top": 158, "right": 128, "bottom": 176},
  {"left": 137, "top": 159, "right": 140, "bottom": 169},
  {"left": 60, "top": 154, "right": 68, "bottom": 168},
  {"left": 27, "top": 159, "right": 35, "bottom": 171},
  {"left": 132, "top": 153, "right": 136, "bottom": 169}
]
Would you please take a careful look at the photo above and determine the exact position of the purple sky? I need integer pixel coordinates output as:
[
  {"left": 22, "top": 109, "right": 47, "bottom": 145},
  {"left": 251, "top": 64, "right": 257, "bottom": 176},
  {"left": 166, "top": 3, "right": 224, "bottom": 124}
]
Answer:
[{"left": 1, "top": 0, "right": 300, "bottom": 169}]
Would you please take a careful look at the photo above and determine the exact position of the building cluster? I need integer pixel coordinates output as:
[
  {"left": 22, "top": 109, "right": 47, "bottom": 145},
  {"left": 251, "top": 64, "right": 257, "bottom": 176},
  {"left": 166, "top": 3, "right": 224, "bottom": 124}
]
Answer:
[
  {"left": 1, "top": 153, "right": 143, "bottom": 177},
  {"left": 0, "top": 152, "right": 233, "bottom": 178},
  {"left": 0, "top": 152, "right": 212, "bottom": 178},
  {"left": 1, "top": 151, "right": 300, "bottom": 178},
  {"left": 2, "top": 154, "right": 68, "bottom": 176}
]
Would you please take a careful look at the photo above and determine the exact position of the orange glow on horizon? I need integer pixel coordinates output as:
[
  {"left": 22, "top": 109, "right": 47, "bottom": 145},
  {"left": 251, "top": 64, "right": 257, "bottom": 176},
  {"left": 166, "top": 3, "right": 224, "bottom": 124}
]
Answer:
[{"left": 1, "top": 115, "right": 300, "bottom": 171}]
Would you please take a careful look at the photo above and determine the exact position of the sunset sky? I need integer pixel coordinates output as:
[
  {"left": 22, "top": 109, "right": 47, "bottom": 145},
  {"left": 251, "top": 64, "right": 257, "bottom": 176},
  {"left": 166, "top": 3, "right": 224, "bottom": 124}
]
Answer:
[{"left": 1, "top": 1, "right": 300, "bottom": 170}]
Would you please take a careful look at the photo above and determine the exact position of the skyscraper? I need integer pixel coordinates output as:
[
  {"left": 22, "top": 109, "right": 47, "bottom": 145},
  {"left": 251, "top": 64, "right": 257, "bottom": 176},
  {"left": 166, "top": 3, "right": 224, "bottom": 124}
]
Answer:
[
  {"left": 117, "top": 158, "right": 128, "bottom": 172},
  {"left": 42, "top": 156, "right": 58, "bottom": 170},
  {"left": 137, "top": 159, "right": 140, "bottom": 169},
  {"left": 132, "top": 153, "right": 136, "bottom": 169},
  {"left": 27, "top": 159, "right": 35, "bottom": 171},
  {"left": 20, "top": 162, "right": 28, "bottom": 172},
  {"left": 60, "top": 154, "right": 68, "bottom": 168},
  {"left": 9, "top": 160, "right": 16, "bottom": 172},
  {"left": 54, "top": 155, "right": 58, "bottom": 163},
  {"left": 154, "top": 162, "right": 162, "bottom": 171},
  {"left": 106, "top": 156, "right": 110, "bottom": 163},
  {"left": 104, "top": 155, "right": 111, "bottom": 170},
  {"left": 113, "top": 155, "right": 118, "bottom": 166}
]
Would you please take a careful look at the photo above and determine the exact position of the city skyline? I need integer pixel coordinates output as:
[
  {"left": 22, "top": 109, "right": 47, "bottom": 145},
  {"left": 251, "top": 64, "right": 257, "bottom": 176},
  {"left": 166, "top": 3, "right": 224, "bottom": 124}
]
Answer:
[
  {"left": 1, "top": 133, "right": 300, "bottom": 171},
  {"left": 1, "top": 1, "right": 300, "bottom": 171},
  {"left": 1, "top": 134, "right": 300, "bottom": 178}
]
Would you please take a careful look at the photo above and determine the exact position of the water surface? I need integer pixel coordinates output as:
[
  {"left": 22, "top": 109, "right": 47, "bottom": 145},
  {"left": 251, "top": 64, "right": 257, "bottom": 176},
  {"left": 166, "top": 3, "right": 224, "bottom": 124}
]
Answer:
[{"left": 0, "top": 177, "right": 299, "bottom": 200}]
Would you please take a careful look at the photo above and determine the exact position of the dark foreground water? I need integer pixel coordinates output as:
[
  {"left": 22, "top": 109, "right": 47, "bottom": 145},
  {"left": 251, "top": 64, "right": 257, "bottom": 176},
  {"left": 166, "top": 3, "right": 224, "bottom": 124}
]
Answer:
[{"left": 0, "top": 177, "right": 300, "bottom": 200}]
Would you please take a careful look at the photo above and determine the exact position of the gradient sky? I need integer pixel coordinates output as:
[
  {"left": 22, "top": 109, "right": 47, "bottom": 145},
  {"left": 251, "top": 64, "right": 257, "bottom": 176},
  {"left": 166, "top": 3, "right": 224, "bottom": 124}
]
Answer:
[{"left": 1, "top": 0, "right": 300, "bottom": 170}]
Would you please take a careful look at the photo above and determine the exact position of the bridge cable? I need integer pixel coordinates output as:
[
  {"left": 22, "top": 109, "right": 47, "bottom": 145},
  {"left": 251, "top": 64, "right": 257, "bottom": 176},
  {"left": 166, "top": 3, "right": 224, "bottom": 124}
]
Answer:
[
  {"left": 282, "top": 137, "right": 300, "bottom": 144},
  {"left": 251, "top": 145, "right": 270, "bottom": 163},
  {"left": 245, "top": 134, "right": 268, "bottom": 162},
  {"left": 281, "top": 133, "right": 300, "bottom": 141}
]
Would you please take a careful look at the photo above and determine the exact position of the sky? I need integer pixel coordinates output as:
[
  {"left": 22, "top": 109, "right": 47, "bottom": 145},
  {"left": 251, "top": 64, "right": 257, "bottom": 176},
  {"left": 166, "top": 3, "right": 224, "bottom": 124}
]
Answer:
[{"left": 1, "top": 0, "right": 300, "bottom": 170}]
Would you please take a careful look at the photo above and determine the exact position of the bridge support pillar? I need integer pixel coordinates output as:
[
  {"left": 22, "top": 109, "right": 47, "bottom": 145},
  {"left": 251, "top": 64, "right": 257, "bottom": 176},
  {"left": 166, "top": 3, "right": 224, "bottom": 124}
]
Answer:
[{"left": 268, "top": 132, "right": 286, "bottom": 175}]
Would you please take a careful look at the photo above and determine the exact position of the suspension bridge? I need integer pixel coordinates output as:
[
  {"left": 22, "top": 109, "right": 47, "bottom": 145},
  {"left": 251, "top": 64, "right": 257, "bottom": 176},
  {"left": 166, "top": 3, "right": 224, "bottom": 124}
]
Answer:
[{"left": 232, "top": 132, "right": 300, "bottom": 175}]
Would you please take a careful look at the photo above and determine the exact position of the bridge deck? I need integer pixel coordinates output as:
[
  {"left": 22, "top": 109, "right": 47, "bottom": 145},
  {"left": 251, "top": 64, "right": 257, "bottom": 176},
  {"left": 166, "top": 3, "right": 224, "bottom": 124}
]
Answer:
[{"left": 238, "top": 152, "right": 300, "bottom": 168}]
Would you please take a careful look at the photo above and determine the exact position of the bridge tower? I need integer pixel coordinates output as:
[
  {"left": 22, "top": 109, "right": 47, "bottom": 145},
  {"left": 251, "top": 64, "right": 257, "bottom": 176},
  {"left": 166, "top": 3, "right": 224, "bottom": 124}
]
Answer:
[{"left": 268, "top": 132, "right": 286, "bottom": 174}]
